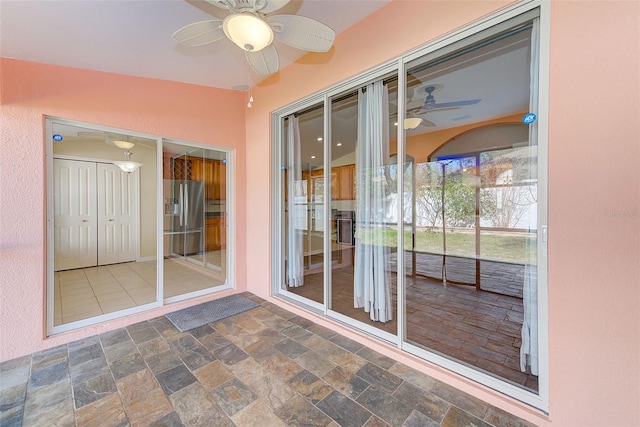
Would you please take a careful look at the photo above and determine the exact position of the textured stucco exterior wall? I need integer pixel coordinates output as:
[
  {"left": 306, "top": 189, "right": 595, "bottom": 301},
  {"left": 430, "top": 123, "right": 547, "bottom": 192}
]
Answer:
[{"left": 0, "top": 59, "right": 247, "bottom": 361}]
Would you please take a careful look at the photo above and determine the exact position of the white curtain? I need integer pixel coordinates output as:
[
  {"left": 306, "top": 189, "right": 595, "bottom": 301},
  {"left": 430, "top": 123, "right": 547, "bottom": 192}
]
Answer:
[
  {"left": 286, "top": 115, "right": 304, "bottom": 287},
  {"left": 521, "top": 18, "right": 539, "bottom": 376},
  {"left": 354, "top": 81, "right": 392, "bottom": 322}
]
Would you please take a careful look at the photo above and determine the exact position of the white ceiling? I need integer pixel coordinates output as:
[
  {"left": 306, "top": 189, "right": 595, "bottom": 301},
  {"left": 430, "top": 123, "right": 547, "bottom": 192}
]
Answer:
[{"left": 0, "top": 0, "right": 390, "bottom": 90}]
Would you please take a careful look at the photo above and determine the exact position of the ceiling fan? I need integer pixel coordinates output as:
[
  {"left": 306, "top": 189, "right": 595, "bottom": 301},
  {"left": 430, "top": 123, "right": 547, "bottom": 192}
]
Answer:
[
  {"left": 172, "top": 0, "right": 336, "bottom": 76},
  {"left": 77, "top": 132, "right": 154, "bottom": 150},
  {"left": 410, "top": 84, "right": 481, "bottom": 115}
]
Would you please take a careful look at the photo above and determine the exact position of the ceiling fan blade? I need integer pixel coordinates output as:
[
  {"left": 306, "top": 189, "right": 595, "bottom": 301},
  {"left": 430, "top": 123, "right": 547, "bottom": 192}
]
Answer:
[
  {"left": 431, "top": 99, "right": 481, "bottom": 109},
  {"left": 172, "top": 20, "right": 225, "bottom": 47},
  {"left": 246, "top": 44, "right": 279, "bottom": 75},
  {"left": 260, "top": 0, "right": 291, "bottom": 14},
  {"left": 268, "top": 15, "right": 335, "bottom": 52},
  {"left": 422, "top": 119, "right": 437, "bottom": 127}
]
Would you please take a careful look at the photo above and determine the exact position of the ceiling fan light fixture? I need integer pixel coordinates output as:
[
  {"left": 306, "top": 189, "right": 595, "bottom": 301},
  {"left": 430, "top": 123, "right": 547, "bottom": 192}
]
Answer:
[
  {"left": 112, "top": 140, "right": 135, "bottom": 150},
  {"left": 404, "top": 118, "right": 423, "bottom": 130},
  {"left": 223, "top": 13, "right": 273, "bottom": 52},
  {"left": 113, "top": 150, "right": 142, "bottom": 173}
]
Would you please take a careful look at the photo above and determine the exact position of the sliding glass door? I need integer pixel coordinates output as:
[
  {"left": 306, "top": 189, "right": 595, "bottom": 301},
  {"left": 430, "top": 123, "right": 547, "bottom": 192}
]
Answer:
[{"left": 273, "top": 6, "right": 546, "bottom": 407}]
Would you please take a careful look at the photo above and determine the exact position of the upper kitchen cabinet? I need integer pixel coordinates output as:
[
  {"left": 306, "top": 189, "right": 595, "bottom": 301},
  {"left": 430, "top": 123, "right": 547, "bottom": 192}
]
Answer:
[{"left": 191, "top": 158, "right": 226, "bottom": 200}]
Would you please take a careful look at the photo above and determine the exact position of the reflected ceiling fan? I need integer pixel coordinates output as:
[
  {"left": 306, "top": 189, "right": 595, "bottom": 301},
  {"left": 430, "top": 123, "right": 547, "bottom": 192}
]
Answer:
[
  {"left": 172, "top": 0, "right": 336, "bottom": 75},
  {"left": 409, "top": 84, "right": 481, "bottom": 115},
  {"left": 77, "top": 132, "right": 154, "bottom": 150}
]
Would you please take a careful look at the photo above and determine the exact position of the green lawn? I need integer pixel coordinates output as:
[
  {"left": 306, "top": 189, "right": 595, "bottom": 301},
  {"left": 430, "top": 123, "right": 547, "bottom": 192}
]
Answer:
[{"left": 358, "top": 228, "right": 537, "bottom": 265}]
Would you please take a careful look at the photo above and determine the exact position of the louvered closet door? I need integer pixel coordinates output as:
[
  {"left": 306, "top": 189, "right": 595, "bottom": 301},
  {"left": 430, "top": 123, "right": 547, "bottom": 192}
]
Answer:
[
  {"left": 97, "top": 163, "right": 137, "bottom": 265},
  {"left": 54, "top": 159, "right": 98, "bottom": 270}
]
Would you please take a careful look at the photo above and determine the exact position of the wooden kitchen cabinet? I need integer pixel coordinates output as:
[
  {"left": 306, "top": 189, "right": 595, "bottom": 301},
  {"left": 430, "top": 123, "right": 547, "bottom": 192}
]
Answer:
[
  {"left": 205, "top": 217, "right": 225, "bottom": 251},
  {"left": 190, "top": 158, "right": 225, "bottom": 200},
  {"left": 338, "top": 165, "right": 354, "bottom": 201}
]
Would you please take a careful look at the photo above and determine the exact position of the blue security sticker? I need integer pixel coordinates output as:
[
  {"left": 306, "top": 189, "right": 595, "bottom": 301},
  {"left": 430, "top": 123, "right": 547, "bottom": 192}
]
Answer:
[
  {"left": 52, "top": 134, "right": 63, "bottom": 142},
  {"left": 281, "top": 165, "right": 286, "bottom": 170},
  {"left": 222, "top": 158, "right": 227, "bottom": 164},
  {"left": 522, "top": 113, "right": 537, "bottom": 125}
]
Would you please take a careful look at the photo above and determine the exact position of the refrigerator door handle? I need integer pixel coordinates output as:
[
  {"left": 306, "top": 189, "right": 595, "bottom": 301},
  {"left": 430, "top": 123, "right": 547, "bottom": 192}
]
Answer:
[
  {"left": 185, "top": 185, "right": 189, "bottom": 227},
  {"left": 179, "top": 183, "right": 184, "bottom": 227}
]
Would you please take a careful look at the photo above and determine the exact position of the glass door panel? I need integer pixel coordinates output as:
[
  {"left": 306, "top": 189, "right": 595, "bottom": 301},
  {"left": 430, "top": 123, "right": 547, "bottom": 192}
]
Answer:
[
  {"left": 162, "top": 141, "right": 227, "bottom": 300},
  {"left": 403, "top": 18, "right": 540, "bottom": 392},
  {"left": 48, "top": 119, "right": 158, "bottom": 329},
  {"left": 280, "top": 103, "right": 325, "bottom": 305},
  {"left": 328, "top": 76, "right": 398, "bottom": 334}
]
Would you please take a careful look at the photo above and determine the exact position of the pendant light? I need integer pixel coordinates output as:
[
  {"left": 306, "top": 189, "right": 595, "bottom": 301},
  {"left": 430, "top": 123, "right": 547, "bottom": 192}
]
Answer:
[{"left": 113, "top": 150, "right": 143, "bottom": 173}]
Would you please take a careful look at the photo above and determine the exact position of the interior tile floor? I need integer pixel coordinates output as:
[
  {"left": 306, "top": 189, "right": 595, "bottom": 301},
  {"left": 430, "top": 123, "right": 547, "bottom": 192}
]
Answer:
[
  {"left": 0, "top": 292, "right": 536, "bottom": 427},
  {"left": 54, "top": 255, "right": 226, "bottom": 326}
]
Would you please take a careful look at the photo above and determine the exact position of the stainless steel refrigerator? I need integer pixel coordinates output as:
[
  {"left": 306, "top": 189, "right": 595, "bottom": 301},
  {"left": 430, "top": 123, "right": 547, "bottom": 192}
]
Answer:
[{"left": 163, "top": 180, "right": 204, "bottom": 256}]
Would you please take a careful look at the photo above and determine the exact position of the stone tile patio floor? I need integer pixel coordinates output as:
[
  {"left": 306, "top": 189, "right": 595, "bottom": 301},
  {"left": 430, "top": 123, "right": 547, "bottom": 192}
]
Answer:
[{"left": 0, "top": 292, "right": 536, "bottom": 427}]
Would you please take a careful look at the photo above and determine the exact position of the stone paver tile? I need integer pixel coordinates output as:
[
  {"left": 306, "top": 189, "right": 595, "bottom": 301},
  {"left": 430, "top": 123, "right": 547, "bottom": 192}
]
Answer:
[
  {"left": 124, "top": 388, "right": 173, "bottom": 427},
  {"left": 100, "top": 329, "right": 132, "bottom": 348},
  {"left": 24, "top": 378, "right": 72, "bottom": 414},
  {"left": 484, "top": 405, "right": 539, "bottom": 427},
  {"left": 355, "top": 363, "right": 403, "bottom": 394},
  {"left": 147, "top": 411, "right": 184, "bottom": 427},
  {"left": 301, "top": 335, "right": 348, "bottom": 360},
  {"left": 210, "top": 378, "right": 255, "bottom": 416},
  {"left": 323, "top": 365, "right": 370, "bottom": 400},
  {"left": 193, "top": 361, "right": 234, "bottom": 391},
  {"left": 260, "top": 353, "right": 303, "bottom": 381},
  {"left": 287, "top": 369, "right": 333, "bottom": 404},
  {"left": 1, "top": 382, "right": 27, "bottom": 413},
  {"left": 22, "top": 397, "right": 74, "bottom": 427},
  {"left": 137, "top": 337, "right": 171, "bottom": 359},
  {"left": 244, "top": 371, "right": 296, "bottom": 410},
  {"left": 70, "top": 356, "right": 109, "bottom": 385},
  {"left": 355, "top": 347, "right": 397, "bottom": 370},
  {"left": 110, "top": 352, "right": 147, "bottom": 381},
  {"left": 329, "top": 333, "right": 365, "bottom": 353},
  {"left": 212, "top": 343, "right": 249, "bottom": 366},
  {"left": 72, "top": 373, "right": 117, "bottom": 409},
  {"left": 402, "top": 410, "right": 441, "bottom": 427},
  {"left": 177, "top": 345, "right": 215, "bottom": 371},
  {"left": 232, "top": 400, "right": 286, "bottom": 427},
  {"left": 28, "top": 360, "right": 69, "bottom": 390},
  {"left": 150, "top": 317, "right": 180, "bottom": 338},
  {"left": 167, "top": 334, "right": 200, "bottom": 353},
  {"left": 129, "top": 326, "right": 161, "bottom": 344},
  {"left": 75, "top": 393, "right": 128, "bottom": 427},
  {"left": 197, "top": 333, "right": 233, "bottom": 353},
  {"left": 442, "top": 406, "right": 493, "bottom": 427},
  {"left": 393, "top": 381, "right": 451, "bottom": 423},
  {"left": 363, "top": 415, "right": 393, "bottom": 427},
  {"left": 103, "top": 340, "right": 138, "bottom": 364},
  {"left": 185, "top": 403, "right": 235, "bottom": 427},
  {"left": 389, "top": 363, "right": 437, "bottom": 391},
  {"left": 146, "top": 350, "right": 182, "bottom": 376},
  {"left": 188, "top": 324, "right": 215, "bottom": 339},
  {"left": 155, "top": 364, "right": 197, "bottom": 396},
  {"left": 168, "top": 382, "right": 214, "bottom": 424},
  {"left": 431, "top": 380, "right": 490, "bottom": 419},
  {"left": 116, "top": 368, "right": 159, "bottom": 404},
  {"left": 273, "top": 338, "right": 309, "bottom": 359},
  {"left": 356, "top": 386, "right": 413, "bottom": 426},
  {"left": 316, "top": 390, "right": 372, "bottom": 427},
  {"left": 0, "top": 405, "right": 23, "bottom": 426},
  {"left": 31, "top": 345, "right": 67, "bottom": 370},
  {"left": 280, "top": 325, "right": 313, "bottom": 341},
  {"left": 0, "top": 364, "right": 30, "bottom": 392},
  {"left": 295, "top": 350, "right": 336, "bottom": 377},
  {"left": 0, "top": 355, "right": 31, "bottom": 373},
  {"left": 68, "top": 343, "right": 103, "bottom": 367},
  {"left": 327, "top": 351, "right": 369, "bottom": 375}
]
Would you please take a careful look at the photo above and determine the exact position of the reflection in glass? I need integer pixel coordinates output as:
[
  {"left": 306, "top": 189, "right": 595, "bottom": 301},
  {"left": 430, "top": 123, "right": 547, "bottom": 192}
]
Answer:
[
  {"left": 162, "top": 142, "right": 228, "bottom": 300},
  {"left": 403, "top": 19, "right": 539, "bottom": 392},
  {"left": 51, "top": 122, "right": 158, "bottom": 326}
]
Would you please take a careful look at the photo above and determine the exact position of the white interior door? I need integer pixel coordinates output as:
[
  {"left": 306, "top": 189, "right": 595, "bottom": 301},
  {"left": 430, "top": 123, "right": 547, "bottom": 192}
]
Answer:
[
  {"left": 54, "top": 159, "right": 98, "bottom": 270},
  {"left": 97, "top": 163, "right": 137, "bottom": 265}
]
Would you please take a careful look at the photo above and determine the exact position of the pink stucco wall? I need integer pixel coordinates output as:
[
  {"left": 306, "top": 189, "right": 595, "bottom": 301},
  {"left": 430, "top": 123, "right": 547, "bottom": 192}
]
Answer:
[
  {"left": 244, "top": 1, "right": 640, "bottom": 426},
  {"left": 0, "top": 59, "right": 247, "bottom": 360},
  {"left": 1, "top": 0, "right": 639, "bottom": 425}
]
